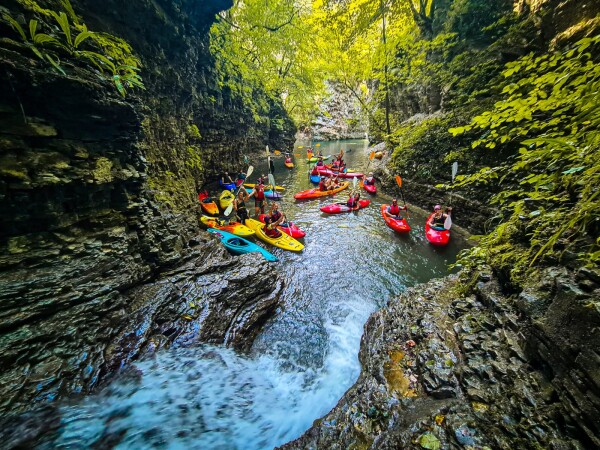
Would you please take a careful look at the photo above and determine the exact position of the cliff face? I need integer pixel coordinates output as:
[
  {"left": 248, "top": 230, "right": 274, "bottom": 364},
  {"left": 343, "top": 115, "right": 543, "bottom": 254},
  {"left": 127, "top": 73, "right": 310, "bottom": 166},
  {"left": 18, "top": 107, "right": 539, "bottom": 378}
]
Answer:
[{"left": 0, "top": 0, "right": 291, "bottom": 416}]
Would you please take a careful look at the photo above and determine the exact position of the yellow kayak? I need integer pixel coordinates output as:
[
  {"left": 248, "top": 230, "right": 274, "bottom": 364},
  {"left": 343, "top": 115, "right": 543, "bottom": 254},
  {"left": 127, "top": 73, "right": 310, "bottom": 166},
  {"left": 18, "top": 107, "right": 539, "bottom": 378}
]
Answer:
[
  {"left": 219, "top": 190, "right": 235, "bottom": 210},
  {"left": 245, "top": 218, "right": 304, "bottom": 252},
  {"left": 200, "top": 216, "right": 255, "bottom": 237},
  {"left": 244, "top": 183, "right": 285, "bottom": 191}
]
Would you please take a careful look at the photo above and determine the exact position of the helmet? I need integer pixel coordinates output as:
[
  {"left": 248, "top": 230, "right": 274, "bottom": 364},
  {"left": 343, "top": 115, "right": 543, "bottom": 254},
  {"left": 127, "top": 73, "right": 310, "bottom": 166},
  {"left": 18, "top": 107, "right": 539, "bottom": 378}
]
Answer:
[
  {"left": 369, "top": 172, "right": 373, "bottom": 176},
  {"left": 434, "top": 205, "right": 441, "bottom": 210}
]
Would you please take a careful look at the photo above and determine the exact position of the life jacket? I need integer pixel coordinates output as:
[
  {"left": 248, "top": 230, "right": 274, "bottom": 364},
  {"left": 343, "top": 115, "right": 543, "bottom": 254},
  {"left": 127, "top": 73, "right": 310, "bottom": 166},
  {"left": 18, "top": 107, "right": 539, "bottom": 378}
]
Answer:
[
  {"left": 316, "top": 160, "right": 324, "bottom": 166},
  {"left": 237, "top": 198, "right": 246, "bottom": 212},
  {"left": 347, "top": 198, "right": 356, "bottom": 207},
  {"left": 432, "top": 212, "right": 445, "bottom": 226},
  {"left": 319, "top": 180, "right": 327, "bottom": 191},
  {"left": 271, "top": 210, "right": 282, "bottom": 223},
  {"left": 389, "top": 204, "right": 400, "bottom": 215},
  {"left": 365, "top": 177, "right": 374, "bottom": 185},
  {"left": 256, "top": 186, "right": 265, "bottom": 200}
]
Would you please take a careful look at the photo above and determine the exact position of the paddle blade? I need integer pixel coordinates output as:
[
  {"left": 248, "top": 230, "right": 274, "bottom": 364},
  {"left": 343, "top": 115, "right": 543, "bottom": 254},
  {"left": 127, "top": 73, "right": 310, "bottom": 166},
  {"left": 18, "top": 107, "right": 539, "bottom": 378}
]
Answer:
[
  {"left": 297, "top": 146, "right": 304, "bottom": 149},
  {"left": 444, "top": 214, "right": 452, "bottom": 230},
  {"left": 246, "top": 165, "right": 254, "bottom": 178},
  {"left": 369, "top": 151, "right": 375, "bottom": 160},
  {"left": 224, "top": 202, "right": 234, "bottom": 216},
  {"left": 353, "top": 176, "right": 358, "bottom": 189},
  {"left": 452, "top": 162, "right": 458, "bottom": 182},
  {"left": 395, "top": 175, "right": 402, "bottom": 188},
  {"left": 274, "top": 150, "right": 281, "bottom": 155},
  {"left": 268, "top": 173, "right": 276, "bottom": 187},
  {"left": 266, "top": 145, "right": 270, "bottom": 156}
]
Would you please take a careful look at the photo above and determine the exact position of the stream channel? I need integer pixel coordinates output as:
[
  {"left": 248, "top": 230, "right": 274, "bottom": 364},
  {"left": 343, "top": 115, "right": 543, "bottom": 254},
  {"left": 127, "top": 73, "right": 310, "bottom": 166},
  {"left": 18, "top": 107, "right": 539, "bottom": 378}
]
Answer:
[{"left": 43, "top": 139, "right": 467, "bottom": 449}]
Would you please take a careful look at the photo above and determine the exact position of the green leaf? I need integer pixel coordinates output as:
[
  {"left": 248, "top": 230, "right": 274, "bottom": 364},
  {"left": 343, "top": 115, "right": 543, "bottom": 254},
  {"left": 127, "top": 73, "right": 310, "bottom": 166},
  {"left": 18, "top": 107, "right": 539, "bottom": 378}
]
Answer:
[
  {"left": 51, "top": 11, "right": 72, "bottom": 47},
  {"left": 3, "top": 14, "right": 28, "bottom": 41},
  {"left": 29, "top": 19, "right": 38, "bottom": 40},
  {"left": 419, "top": 432, "right": 441, "bottom": 450},
  {"left": 74, "top": 30, "right": 94, "bottom": 48},
  {"left": 562, "top": 166, "right": 585, "bottom": 175}
]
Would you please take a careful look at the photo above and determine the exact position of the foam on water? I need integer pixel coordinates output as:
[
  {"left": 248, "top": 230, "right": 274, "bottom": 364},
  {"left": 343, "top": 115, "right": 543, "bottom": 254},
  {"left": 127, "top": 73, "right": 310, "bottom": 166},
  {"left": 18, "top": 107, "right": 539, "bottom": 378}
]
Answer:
[{"left": 52, "top": 295, "right": 374, "bottom": 449}]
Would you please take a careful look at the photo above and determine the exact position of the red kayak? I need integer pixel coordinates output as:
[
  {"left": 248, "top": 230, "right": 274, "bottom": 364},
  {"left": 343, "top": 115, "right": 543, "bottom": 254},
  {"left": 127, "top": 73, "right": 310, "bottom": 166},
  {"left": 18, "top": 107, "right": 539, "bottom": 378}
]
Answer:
[
  {"left": 258, "top": 215, "right": 306, "bottom": 238},
  {"left": 381, "top": 204, "right": 410, "bottom": 233},
  {"left": 320, "top": 199, "right": 370, "bottom": 214},
  {"left": 363, "top": 182, "right": 377, "bottom": 194},
  {"left": 425, "top": 213, "right": 450, "bottom": 246},
  {"left": 311, "top": 167, "right": 364, "bottom": 179}
]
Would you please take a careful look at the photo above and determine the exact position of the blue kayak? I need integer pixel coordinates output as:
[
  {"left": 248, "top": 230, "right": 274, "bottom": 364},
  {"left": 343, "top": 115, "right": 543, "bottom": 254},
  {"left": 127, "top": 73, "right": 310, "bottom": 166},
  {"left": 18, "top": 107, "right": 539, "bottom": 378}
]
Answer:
[
  {"left": 245, "top": 187, "right": 282, "bottom": 200},
  {"left": 310, "top": 174, "right": 321, "bottom": 184},
  {"left": 219, "top": 180, "right": 236, "bottom": 191},
  {"left": 207, "top": 228, "right": 278, "bottom": 262}
]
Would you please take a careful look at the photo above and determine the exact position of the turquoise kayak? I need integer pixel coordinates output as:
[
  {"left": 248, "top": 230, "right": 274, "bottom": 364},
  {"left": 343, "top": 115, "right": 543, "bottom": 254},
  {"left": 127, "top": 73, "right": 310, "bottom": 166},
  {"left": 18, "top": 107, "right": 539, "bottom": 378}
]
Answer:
[{"left": 207, "top": 228, "right": 278, "bottom": 261}]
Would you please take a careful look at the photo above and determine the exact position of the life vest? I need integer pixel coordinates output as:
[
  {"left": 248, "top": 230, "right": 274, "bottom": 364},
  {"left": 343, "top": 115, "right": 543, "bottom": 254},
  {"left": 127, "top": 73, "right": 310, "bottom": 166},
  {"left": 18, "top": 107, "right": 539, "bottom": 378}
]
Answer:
[
  {"left": 389, "top": 204, "right": 400, "bottom": 215},
  {"left": 271, "top": 210, "right": 282, "bottom": 223},
  {"left": 237, "top": 198, "right": 246, "bottom": 212},
  {"left": 432, "top": 212, "right": 445, "bottom": 226},
  {"left": 319, "top": 180, "right": 327, "bottom": 191},
  {"left": 256, "top": 186, "right": 265, "bottom": 200},
  {"left": 316, "top": 161, "right": 324, "bottom": 166},
  {"left": 347, "top": 198, "right": 356, "bottom": 207},
  {"left": 365, "top": 177, "right": 374, "bottom": 185}
]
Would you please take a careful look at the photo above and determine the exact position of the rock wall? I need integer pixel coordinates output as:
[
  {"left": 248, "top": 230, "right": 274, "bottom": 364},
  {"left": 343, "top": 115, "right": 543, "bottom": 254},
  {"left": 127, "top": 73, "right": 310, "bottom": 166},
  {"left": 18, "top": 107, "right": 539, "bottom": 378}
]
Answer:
[
  {"left": 281, "top": 267, "right": 600, "bottom": 449},
  {"left": 0, "top": 0, "right": 291, "bottom": 416}
]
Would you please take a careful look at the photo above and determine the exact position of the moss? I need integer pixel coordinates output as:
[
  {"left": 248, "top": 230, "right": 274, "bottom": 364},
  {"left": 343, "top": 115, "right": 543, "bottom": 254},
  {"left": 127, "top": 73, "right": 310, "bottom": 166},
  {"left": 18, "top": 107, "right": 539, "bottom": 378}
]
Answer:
[
  {"left": 0, "top": 168, "right": 30, "bottom": 181},
  {"left": 92, "top": 157, "right": 113, "bottom": 183}
]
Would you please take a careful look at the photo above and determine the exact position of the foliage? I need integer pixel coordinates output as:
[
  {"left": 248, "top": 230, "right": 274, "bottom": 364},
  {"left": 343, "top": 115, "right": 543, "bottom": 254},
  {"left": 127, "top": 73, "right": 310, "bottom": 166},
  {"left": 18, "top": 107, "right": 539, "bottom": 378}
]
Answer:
[
  {"left": 450, "top": 36, "right": 600, "bottom": 278},
  {"left": 1, "top": 0, "right": 143, "bottom": 97}
]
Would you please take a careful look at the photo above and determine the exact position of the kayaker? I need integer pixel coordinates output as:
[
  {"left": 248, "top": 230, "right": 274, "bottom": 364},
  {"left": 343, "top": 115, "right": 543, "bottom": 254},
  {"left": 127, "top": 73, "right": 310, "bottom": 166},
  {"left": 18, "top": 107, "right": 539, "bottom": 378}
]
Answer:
[
  {"left": 233, "top": 189, "right": 250, "bottom": 224},
  {"left": 319, "top": 176, "right": 328, "bottom": 191},
  {"left": 363, "top": 172, "right": 375, "bottom": 186},
  {"left": 236, "top": 171, "right": 246, "bottom": 185},
  {"left": 263, "top": 203, "right": 284, "bottom": 238},
  {"left": 327, "top": 175, "right": 340, "bottom": 190},
  {"left": 248, "top": 182, "right": 266, "bottom": 216},
  {"left": 347, "top": 192, "right": 361, "bottom": 210},
  {"left": 316, "top": 157, "right": 325, "bottom": 167},
  {"left": 385, "top": 198, "right": 407, "bottom": 217},
  {"left": 429, "top": 205, "right": 451, "bottom": 229},
  {"left": 221, "top": 172, "right": 234, "bottom": 185}
]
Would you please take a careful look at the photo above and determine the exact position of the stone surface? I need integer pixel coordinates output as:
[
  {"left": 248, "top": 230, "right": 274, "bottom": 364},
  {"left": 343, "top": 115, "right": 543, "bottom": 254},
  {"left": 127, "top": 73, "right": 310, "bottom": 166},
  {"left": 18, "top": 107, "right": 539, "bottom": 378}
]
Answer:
[
  {"left": 0, "top": 0, "right": 292, "bottom": 418},
  {"left": 280, "top": 270, "right": 598, "bottom": 449}
]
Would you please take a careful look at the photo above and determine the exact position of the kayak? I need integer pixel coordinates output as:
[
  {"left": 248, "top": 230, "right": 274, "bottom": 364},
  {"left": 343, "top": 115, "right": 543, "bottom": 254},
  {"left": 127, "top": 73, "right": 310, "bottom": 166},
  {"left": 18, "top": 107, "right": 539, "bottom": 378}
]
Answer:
[
  {"left": 294, "top": 181, "right": 349, "bottom": 200},
  {"left": 244, "top": 218, "right": 304, "bottom": 252},
  {"left": 307, "top": 155, "right": 330, "bottom": 162},
  {"left": 311, "top": 167, "right": 364, "bottom": 178},
  {"left": 381, "top": 204, "right": 411, "bottom": 233},
  {"left": 320, "top": 199, "right": 370, "bottom": 214},
  {"left": 198, "top": 192, "right": 219, "bottom": 216},
  {"left": 245, "top": 188, "right": 282, "bottom": 200},
  {"left": 219, "top": 180, "right": 236, "bottom": 191},
  {"left": 207, "top": 228, "right": 277, "bottom": 262},
  {"left": 219, "top": 190, "right": 235, "bottom": 210},
  {"left": 284, "top": 158, "right": 294, "bottom": 169},
  {"left": 258, "top": 214, "right": 306, "bottom": 238},
  {"left": 425, "top": 213, "right": 450, "bottom": 246},
  {"left": 200, "top": 216, "right": 255, "bottom": 237},
  {"left": 309, "top": 174, "right": 321, "bottom": 184},
  {"left": 363, "top": 182, "right": 377, "bottom": 194},
  {"left": 244, "top": 183, "right": 285, "bottom": 191}
]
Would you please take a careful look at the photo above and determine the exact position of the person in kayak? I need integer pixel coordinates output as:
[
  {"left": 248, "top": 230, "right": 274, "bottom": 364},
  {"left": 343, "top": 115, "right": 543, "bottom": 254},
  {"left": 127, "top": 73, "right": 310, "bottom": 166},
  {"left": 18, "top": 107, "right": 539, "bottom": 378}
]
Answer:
[
  {"left": 385, "top": 198, "right": 408, "bottom": 217},
  {"left": 327, "top": 175, "right": 340, "bottom": 190},
  {"left": 363, "top": 172, "right": 375, "bottom": 186},
  {"left": 319, "top": 176, "right": 328, "bottom": 191},
  {"left": 347, "top": 192, "right": 361, "bottom": 210},
  {"left": 248, "top": 181, "right": 266, "bottom": 216},
  {"left": 221, "top": 172, "right": 234, "bottom": 185},
  {"left": 429, "top": 205, "right": 452, "bottom": 229},
  {"left": 233, "top": 189, "right": 250, "bottom": 224},
  {"left": 263, "top": 203, "right": 284, "bottom": 238},
  {"left": 316, "top": 156, "right": 325, "bottom": 167},
  {"left": 236, "top": 171, "right": 246, "bottom": 185}
]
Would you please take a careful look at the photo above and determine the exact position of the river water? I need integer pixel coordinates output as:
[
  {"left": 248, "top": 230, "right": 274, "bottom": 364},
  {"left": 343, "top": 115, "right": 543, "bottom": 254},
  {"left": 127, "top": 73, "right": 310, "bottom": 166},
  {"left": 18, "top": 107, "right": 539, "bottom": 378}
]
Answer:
[{"left": 44, "top": 140, "right": 466, "bottom": 449}]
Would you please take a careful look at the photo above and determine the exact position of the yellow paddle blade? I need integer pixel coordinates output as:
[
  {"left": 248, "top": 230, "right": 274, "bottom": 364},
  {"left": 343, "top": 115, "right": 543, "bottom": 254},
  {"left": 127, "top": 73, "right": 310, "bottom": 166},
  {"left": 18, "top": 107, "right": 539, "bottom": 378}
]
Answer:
[
  {"left": 297, "top": 146, "right": 304, "bottom": 149},
  {"left": 274, "top": 150, "right": 281, "bottom": 155},
  {"left": 395, "top": 175, "right": 402, "bottom": 188}
]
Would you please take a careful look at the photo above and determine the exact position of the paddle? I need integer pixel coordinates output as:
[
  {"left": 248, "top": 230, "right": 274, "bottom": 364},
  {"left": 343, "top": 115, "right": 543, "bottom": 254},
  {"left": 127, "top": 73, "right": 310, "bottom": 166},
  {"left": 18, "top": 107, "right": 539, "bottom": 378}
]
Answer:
[
  {"left": 444, "top": 162, "right": 458, "bottom": 230},
  {"left": 224, "top": 165, "right": 254, "bottom": 216},
  {"left": 360, "top": 151, "right": 376, "bottom": 188},
  {"left": 395, "top": 175, "right": 410, "bottom": 219},
  {"left": 274, "top": 150, "right": 281, "bottom": 155}
]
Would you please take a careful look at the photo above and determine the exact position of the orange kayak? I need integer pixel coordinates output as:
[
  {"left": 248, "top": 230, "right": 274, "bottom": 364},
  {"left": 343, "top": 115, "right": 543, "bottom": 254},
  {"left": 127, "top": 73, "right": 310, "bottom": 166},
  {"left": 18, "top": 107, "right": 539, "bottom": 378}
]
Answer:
[
  {"left": 294, "top": 182, "right": 349, "bottom": 200},
  {"left": 200, "top": 216, "right": 255, "bottom": 237},
  {"left": 198, "top": 192, "right": 219, "bottom": 215}
]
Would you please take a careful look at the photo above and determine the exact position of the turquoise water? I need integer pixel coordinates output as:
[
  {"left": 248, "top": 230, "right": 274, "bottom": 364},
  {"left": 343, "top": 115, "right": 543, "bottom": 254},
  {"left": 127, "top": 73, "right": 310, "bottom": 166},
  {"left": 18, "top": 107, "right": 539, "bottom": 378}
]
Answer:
[{"left": 43, "top": 140, "right": 466, "bottom": 449}]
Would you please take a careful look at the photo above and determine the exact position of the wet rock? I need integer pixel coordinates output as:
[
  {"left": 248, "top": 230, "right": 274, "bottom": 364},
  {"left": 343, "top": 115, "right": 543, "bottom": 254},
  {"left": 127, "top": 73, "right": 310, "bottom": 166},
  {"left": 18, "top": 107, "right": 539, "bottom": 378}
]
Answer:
[{"left": 280, "top": 270, "right": 596, "bottom": 450}]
